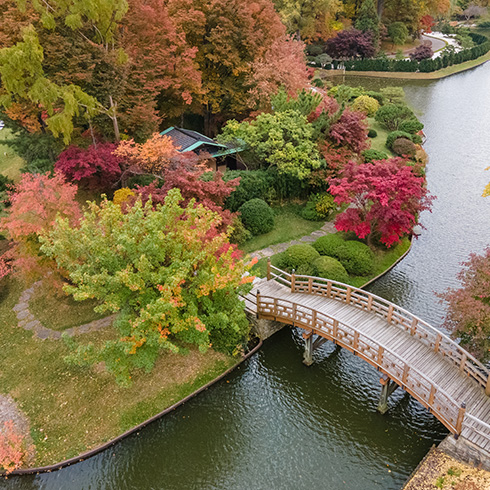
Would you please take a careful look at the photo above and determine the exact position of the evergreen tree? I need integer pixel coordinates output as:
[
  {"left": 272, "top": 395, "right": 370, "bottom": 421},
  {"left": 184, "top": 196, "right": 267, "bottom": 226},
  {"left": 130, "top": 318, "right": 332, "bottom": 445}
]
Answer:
[{"left": 355, "top": 0, "right": 379, "bottom": 46}]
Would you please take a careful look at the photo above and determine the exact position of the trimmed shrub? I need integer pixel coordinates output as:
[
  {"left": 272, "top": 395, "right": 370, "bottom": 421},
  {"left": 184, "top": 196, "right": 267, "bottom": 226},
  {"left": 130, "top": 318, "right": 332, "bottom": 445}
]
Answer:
[
  {"left": 392, "top": 137, "right": 417, "bottom": 158},
  {"left": 313, "top": 234, "right": 345, "bottom": 256},
  {"left": 366, "top": 91, "right": 385, "bottom": 105},
  {"left": 412, "top": 134, "right": 423, "bottom": 144},
  {"left": 313, "top": 256, "right": 348, "bottom": 282},
  {"left": 335, "top": 241, "right": 375, "bottom": 275},
  {"left": 375, "top": 104, "right": 415, "bottom": 131},
  {"left": 399, "top": 119, "right": 424, "bottom": 134},
  {"left": 367, "top": 129, "right": 377, "bottom": 138},
  {"left": 352, "top": 95, "right": 379, "bottom": 116},
  {"left": 315, "top": 193, "right": 336, "bottom": 219},
  {"left": 386, "top": 130, "right": 413, "bottom": 150},
  {"left": 362, "top": 149, "right": 388, "bottom": 163},
  {"left": 409, "top": 44, "right": 433, "bottom": 61},
  {"left": 229, "top": 217, "right": 252, "bottom": 244},
  {"left": 224, "top": 170, "right": 275, "bottom": 212},
  {"left": 307, "top": 44, "right": 324, "bottom": 56},
  {"left": 239, "top": 198, "right": 274, "bottom": 235},
  {"left": 296, "top": 262, "right": 318, "bottom": 276},
  {"left": 280, "top": 244, "right": 320, "bottom": 271}
]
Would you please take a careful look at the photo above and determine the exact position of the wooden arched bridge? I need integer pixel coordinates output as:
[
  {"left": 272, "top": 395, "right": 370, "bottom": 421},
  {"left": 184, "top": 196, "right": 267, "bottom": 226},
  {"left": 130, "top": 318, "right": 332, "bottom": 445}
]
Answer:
[{"left": 244, "top": 263, "right": 490, "bottom": 456}]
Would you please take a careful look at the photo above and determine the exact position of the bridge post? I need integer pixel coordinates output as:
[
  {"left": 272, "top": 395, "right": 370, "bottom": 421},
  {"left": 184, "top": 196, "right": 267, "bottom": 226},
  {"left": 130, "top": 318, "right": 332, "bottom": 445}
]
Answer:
[
  {"left": 486, "top": 375, "right": 490, "bottom": 397},
  {"left": 267, "top": 258, "right": 271, "bottom": 281},
  {"left": 291, "top": 269, "right": 296, "bottom": 293},
  {"left": 455, "top": 402, "right": 466, "bottom": 438},
  {"left": 303, "top": 330, "right": 313, "bottom": 366},
  {"left": 256, "top": 290, "right": 260, "bottom": 319},
  {"left": 377, "top": 374, "right": 398, "bottom": 414}
]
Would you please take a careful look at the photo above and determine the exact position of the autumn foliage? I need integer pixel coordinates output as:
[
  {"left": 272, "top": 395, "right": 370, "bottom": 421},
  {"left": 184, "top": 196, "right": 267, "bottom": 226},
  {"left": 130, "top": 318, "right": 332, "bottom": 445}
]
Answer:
[
  {"left": 55, "top": 143, "right": 123, "bottom": 190},
  {"left": 329, "top": 108, "right": 369, "bottom": 154},
  {"left": 40, "top": 189, "right": 254, "bottom": 384},
  {"left": 0, "top": 421, "right": 29, "bottom": 473},
  {"left": 0, "top": 173, "right": 80, "bottom": 280},
  {"left": 329, "top": 158, "right": 433, "bottom": 247},
  {"left": 440, "top": 248, "right": 490, "bottom": 360}
]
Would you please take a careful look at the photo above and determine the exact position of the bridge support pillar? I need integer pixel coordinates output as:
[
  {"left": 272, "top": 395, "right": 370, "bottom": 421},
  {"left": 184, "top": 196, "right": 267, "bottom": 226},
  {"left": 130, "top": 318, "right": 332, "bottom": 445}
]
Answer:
[
  {"left": 377, "top": 374, "right": 398, "bottom": 414},
  {"left": 303, "top": 331, "right": 313, "bottom": 366}
]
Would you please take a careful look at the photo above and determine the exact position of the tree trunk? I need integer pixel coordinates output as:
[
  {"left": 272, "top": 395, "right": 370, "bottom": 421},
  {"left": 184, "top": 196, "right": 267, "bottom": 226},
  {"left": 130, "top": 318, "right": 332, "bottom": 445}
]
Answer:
[
  {"left": 377, "top": 0, "right": 384, "bottom": 17},
  {"left": 109, "top": 95, "right": 120, "bottom": 142}
]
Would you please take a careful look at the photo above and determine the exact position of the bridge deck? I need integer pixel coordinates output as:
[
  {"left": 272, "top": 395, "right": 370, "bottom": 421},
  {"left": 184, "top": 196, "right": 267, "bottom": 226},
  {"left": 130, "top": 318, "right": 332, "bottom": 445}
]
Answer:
[{"left": 248, "top": 279, "right": 490, "bottom": 454}]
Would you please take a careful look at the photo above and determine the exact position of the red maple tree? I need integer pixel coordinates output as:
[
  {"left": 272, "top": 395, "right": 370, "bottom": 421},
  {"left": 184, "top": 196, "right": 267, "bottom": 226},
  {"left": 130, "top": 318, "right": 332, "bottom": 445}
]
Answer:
[
  {"left": 55, "top": 143, "right": 123, "bottom": 190},
  {"left": 329, "top": 158, "right": 433, "bottom": 247},
  {"left": 329, "top": 108, "right": 369, "bottom": 153}
]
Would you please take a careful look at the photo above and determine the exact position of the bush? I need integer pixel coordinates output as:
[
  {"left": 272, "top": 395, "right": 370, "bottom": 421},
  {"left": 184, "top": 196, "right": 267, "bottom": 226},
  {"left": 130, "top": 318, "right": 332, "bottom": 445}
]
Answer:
[
  {"left": 312, "top": 78, "right": 325, "bottom": 88},
  {"left": 313, "top": 256, "right": 348, "bottom": 282},
  {"left": 302, "top": 193, "right": 336, "bottom": 221},
  {"left": 375, "top": 104, "right": 415, "bottom": 131},
  {"left": 229, "top": 217, "right": 252, "bottom": 244},
  {"left": 315, "top": 193, "right": 336, "bottom": 219},
  {"left": 362, "top": 149, "right": 388, "bottom": 163},
  {"left": 335, "top": 241, "right": 375, "bottom": 275},
  {"left": 392, "top": 137, "right": 416, "bottom": 157},
  {"left": 365, "top": 91, "right": 385, "bottom": 105},
  {"left": 412, "top": 133, "right": 423, "bottom": 144},
  {"left": 352, "top": 95, "right": 380, "bottom": 116},
  {"left": 367, "top": 129, "right": 377, "bottom": 138},
  {"left": 239, "top": 198, "right": 275, "bottom": 235},
  {"left": 399, "top": 119, "right": 424, "bottom": 134},
  {"left": 302, "top": 200, "right": 321, "bottom": 221},
  {"left": 279, "top": 244, "right": 320, "bottom": 271},
  {"left": 386, "top": 130, "right": 413, "bottom": 150},
  {"left": 307, "top": 44, "right": 324, "bottom": 56},
  {"left": 313, "top": 234, "right": 345, "bottom": 256},
  {"left": 223, "top": 170, "right": 275, "bottom": 211},
  {"left": 296, "top": 262, "right": 318, "bottom": 276},
  {"left": 409, "top": 44, "right": 433, "bottom": 61}
]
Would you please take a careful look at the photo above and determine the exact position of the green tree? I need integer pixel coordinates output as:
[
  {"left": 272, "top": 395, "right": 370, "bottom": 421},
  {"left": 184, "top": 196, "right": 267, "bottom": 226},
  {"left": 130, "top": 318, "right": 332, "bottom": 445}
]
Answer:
[
  {"left": 219, "top": 110, "right": 323, "bottom": 180},
  {"left": 40, "top": 189, "right": 253, "bottom": 384},
  {"left": 355, "top": 0, "right": 379, "bottom": 45},
  {"left": 388, "top": 22, "right": 409, "bottom": 46},
  {"left": 375, "top": 103, "right": 415, "bottom": 131}
]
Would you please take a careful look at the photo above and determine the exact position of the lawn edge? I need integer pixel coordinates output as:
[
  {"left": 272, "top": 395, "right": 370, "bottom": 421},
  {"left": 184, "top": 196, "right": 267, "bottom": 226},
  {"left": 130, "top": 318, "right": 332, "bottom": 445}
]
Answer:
[
  {"left": 3, "top": 340, "right": 263, "bottom": 477},
  {"left": 360, "top": 236, "right": 413, "bottom": 289}
]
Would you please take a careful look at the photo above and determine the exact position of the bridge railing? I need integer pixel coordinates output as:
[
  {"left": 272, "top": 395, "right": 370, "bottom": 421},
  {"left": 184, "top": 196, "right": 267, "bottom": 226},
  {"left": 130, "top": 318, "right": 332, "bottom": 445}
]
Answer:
[
  {"left": 266, "top": 263, "right": 490, "bottom": 395},
  {"left": 256, "top": 294, "right": 464, "bottom": 435}
]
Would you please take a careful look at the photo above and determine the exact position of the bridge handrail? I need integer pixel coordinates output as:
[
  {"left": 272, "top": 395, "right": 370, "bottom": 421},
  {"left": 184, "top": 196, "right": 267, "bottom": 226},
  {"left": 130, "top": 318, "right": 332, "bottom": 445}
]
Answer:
[
  {"left": 268, "top": 263, "right": 490, "bottom": 392},
  {"left": 465, "top": 413, "right": 490, "bottom": 445},
  {"left": 256, "top": 293, "right": 470, "bottom": 436}
]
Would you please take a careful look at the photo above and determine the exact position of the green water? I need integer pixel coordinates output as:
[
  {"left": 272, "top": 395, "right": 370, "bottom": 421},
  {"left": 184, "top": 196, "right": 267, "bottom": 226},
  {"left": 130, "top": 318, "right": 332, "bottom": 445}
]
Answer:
[{"left": 4, "top": 63, "right": 490, "bottom": 490}]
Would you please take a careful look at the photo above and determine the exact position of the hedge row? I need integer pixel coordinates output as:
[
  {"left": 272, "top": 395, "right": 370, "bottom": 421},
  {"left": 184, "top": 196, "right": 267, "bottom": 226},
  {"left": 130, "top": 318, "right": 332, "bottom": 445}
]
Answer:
[{"left": 310, "top": 33, "right": 490, "bottom": 73}]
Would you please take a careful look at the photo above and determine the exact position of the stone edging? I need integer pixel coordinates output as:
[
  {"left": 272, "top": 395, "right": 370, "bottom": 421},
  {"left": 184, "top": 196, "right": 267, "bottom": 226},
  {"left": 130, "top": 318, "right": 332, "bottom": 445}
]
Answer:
[
  {"left": 3, "top": 340, "right": 263, "bottom": 476},
  {"left": 400, "top": 444, "right": 437, "bottom": 489},
  {"left": 12, "top": 280, "right": 115, "bottom": 340}
]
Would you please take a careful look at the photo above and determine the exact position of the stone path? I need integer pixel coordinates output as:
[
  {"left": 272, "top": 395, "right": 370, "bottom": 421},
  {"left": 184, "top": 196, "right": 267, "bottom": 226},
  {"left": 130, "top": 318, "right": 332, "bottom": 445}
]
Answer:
[
  {"left": 13, "top": 280, "right": 115, "bottom": 340},
  {"left": 250, "top": 221, "right": 336, "bottom": 259}
]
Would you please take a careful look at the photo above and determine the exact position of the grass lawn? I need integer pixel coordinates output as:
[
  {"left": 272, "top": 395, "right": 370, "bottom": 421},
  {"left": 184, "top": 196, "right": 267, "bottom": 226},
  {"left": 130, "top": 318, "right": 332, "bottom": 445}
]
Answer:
[
  {"left": 0, "top": 277, "right": 236, "bottom": 466},
  {"left": 366, "top": 118, "right": 394, "bottom": 156},
  {"left": 251, "top": 236, "right": 411, "bottom": 289},
  {"left": 0, "top": 128, "right": 24, "bottom": 181},
  {"left": 29, "top": 280, "right": 105, "bottom": 331},
  {"left": 240, "top": 203, "right": 324, "bottom": 255}
]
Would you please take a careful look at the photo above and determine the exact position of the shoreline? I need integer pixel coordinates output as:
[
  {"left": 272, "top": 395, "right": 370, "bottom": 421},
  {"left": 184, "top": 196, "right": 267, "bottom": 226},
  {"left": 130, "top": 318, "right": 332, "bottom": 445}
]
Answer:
[
  {"left": 2, "top": 340, "right": 263, "bottom": 477},
  {"left": 320, "top": 50, "right": 490, "bottom": 80}
]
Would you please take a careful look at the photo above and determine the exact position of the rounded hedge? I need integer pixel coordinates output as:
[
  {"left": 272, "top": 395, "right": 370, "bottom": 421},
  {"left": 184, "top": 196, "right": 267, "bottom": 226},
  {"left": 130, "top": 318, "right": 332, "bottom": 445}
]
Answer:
[
  {"left": 367, "top": 129, "right": 377, "bottom": 138},
  {"left": 312, "top": 256, "right": 348, "bottom": 282},
  {"left": 386, "top": 130, "right": 413, "bottom": 150},
  {"left": 352, "top": 95, "right": 380, "bottom": 117},
  {"left": 280, "top": 244, "right": 320, "bottom": 271},
  {"left": 363, "top": 149, "right": 388, "bottom": 163},
  {"left": 392, "top": 137, "right": 417, "bottom": 158},
  {"left": 239, "top": 198, "right": 274, "bottom": 235},
  {"left": 335, "top": 241, "right": 375, "bottom": 276},
  {"left": 399, "top": 119, "right": 424, "bottom": 134},
  {"left": 312, "top": 234, "right": 345, "bottom": 256}
]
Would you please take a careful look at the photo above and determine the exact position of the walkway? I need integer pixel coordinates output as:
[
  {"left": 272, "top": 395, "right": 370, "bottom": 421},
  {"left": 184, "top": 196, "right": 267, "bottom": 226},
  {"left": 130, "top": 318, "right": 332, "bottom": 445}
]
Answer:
[
  {"left": 250, "top": 221, "right": 336, "bottom": 260},
  {"left": 245, "top": 266, "right": 490, "bottom": 457}
]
